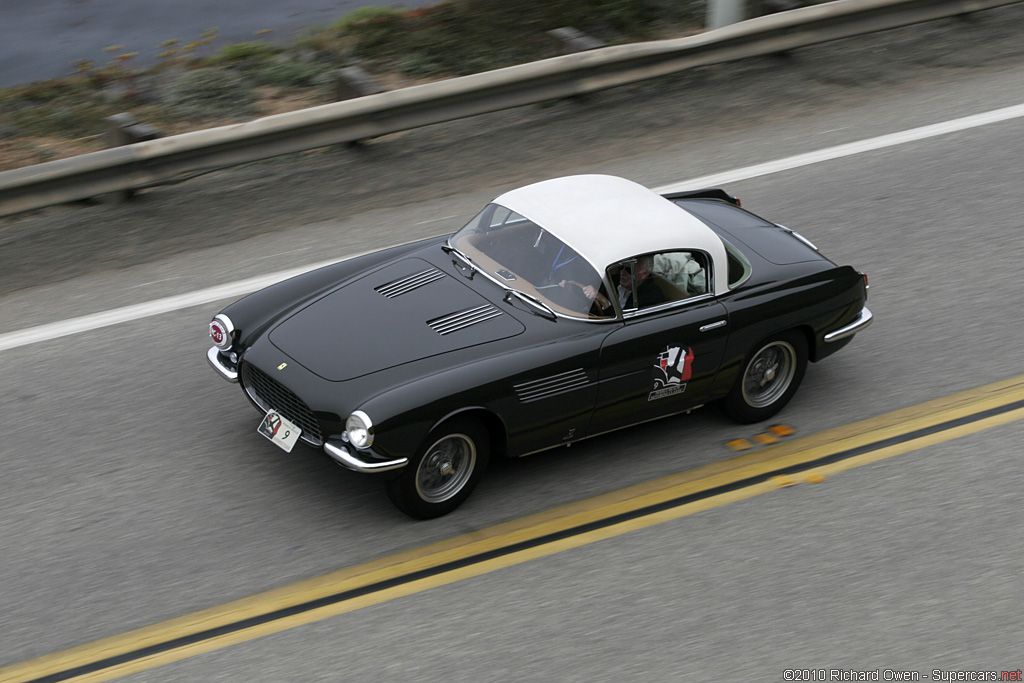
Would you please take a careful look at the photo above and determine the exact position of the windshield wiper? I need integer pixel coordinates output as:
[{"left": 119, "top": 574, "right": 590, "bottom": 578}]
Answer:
[
  {"left": 504, "top": 289, "right": 556, "bottom": 320},
  {"left": 442, "top": 244, "right": 477, "bottom": 279}
]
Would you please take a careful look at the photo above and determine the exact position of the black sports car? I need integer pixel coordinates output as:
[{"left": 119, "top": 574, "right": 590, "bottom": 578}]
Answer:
[{"left": 207, "top": 175, "right": 871, "bottom": 518}]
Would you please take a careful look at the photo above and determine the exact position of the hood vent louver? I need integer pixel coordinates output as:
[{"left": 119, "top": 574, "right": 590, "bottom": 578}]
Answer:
[
  {"left": 375, "top": 268, "right": 446, "bottom": 299},
  {"left": 428, "top": 304, "right": 503, "bottom": 335},
  {"left": 514, "top": 369, "right": 590, "bottom": 403}
]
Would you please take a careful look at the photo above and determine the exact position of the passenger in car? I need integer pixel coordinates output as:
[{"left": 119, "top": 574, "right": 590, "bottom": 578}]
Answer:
[
  {"left": 653, "top": 252, "right": 706, "bottom": 296},
  {"left": 615, "top": 256, "right": 664, "bottom": 310}
]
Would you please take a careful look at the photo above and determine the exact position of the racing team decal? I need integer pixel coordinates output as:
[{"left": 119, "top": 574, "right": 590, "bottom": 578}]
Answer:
[
  {"left": 259, "top": 411, "right": 284, "bottom": 439},
  {"left": 649, "top": 345, "right": 694, "bottom": 401}
]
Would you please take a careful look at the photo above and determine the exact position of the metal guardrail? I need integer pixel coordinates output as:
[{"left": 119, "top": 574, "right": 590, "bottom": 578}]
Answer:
[{"left": 0, "top": 0, "right": 1019, "bottom": 218}]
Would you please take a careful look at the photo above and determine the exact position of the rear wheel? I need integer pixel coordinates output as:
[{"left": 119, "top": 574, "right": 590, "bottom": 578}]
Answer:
[
  {"left": 385, "top": 417, "right": 490, "bottom": 519},
  {"left": 723, "top": 331, "right": 808, "bottom": 424}
]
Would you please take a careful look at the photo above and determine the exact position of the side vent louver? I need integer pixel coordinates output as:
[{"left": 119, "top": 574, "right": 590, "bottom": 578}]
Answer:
[
  {"left": 375, "top": 268, "right": 446, "bottom": 298},
  {"left": 514, "top": 369, "right": 590, "bottom": 403},
  {"left": 428, "top": 304, "right": 502, "bottom": 335}
]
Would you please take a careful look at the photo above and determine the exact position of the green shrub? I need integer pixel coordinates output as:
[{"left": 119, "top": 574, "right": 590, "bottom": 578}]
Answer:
[
  {"left": 329, "top": 0, "right": 691, "bottom": 78},
  {"left": 7, "top": 97, "right": 108, "bottom": 138},
  {"left": 169, "top": 68, "right": 256, "bottom": 117},
  {"left": 333, "top": 7, "right": 406, "bottom": 54},
  {"left": 250, "top": 62, "right": 325, "bottom": 87},
  {"left": 215, "top": 41, "right": 281, "bottom": 64},
  {"left": 0, "top": 0, "right": 711, "bottom": 148}
]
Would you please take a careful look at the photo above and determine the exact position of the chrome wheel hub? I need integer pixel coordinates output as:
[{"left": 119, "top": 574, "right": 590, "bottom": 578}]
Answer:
[
  {"left": 742, "top": 341, "right": 797, "bottom": 409},
  {"left": 416, "top": 434, "right": 476, "bottom": 503}
]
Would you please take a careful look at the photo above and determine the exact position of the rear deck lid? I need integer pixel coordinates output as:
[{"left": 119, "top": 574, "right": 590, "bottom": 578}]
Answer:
[{"left": 677, "top": 200, "right": 825, "bottom": 265}]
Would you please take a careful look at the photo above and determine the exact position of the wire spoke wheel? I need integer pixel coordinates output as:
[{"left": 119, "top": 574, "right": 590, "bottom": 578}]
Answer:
[{"left": 415, "top": 433, "right": 477, "bottom": 503}]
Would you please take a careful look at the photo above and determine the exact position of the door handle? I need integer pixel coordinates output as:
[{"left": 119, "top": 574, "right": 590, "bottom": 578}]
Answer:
[{"left": 700, "top": 320, "right": 727, "bottom": 332}]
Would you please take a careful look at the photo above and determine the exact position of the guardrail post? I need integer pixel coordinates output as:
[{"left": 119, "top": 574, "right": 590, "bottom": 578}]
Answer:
[
  {"left": 105, "top": 113, "right": 162, "bottom": 202},
  {"left": 333, "top": 66, "right": 386, "bottom": 101},
  {"left": 707, "top": 0, "right": 746, "bottom": 28}
]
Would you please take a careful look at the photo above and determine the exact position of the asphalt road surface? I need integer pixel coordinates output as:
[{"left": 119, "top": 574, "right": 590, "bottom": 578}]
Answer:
[
  {"left": 0, "top": 0, "right": 431, "bottom": 87},
  {"left": 1, "top": 6, "right": 1023, "bottom": 682}
]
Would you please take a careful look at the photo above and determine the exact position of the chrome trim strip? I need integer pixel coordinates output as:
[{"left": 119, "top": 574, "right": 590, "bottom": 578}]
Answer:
[
  {"left": 776, "top": 224, "right": 819, "bottom": 251},
  {"left": 375, "top": 268, "right": 446, "bottom": 298},
  {"left": 622, "top": 293, "right": 715, "bottom": 320},
  {"left": 515, "top": 368, "right": 587, "bottom": 390},
  {"left": 324, "top": 440, "right": 408, "bottom": 473},
  {"left": 790, "top": 230, "right": 819, "bottom": 251},
  {"left": 514, "top": 368, "right": 590, "bottom": 402},
  {"left": 207, "top": 346, "right": 239, "bottom": 382},
  {"left": 428, "top": 304, "right": 503, "bottom": 335},
  {"left": 824, "top": 306, "right": 873, "bottom": 343}
]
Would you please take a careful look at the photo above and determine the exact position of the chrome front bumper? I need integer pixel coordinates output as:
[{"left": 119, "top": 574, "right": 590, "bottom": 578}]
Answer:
[
  {"left": 207, "top": 346, "right": 239, "bottom": 382},
  {"left": 824, "top": 306, "right": 873, "bottom": 343},
  {"left": 324, "top": 440, "right": 408, "bottom": 474}
]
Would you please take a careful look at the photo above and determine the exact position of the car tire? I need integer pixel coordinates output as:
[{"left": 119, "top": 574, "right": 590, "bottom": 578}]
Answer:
[
  {"left": 723, "top": 331, "right": 808, "bottom": 424},
  {"left": 385, "top": 417, "right": 490, "bottom": 519}
]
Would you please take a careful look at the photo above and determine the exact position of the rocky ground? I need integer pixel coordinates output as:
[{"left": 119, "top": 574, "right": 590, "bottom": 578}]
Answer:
[{"left": 1, "top": 3, "right": 1023, "bottom": 295}]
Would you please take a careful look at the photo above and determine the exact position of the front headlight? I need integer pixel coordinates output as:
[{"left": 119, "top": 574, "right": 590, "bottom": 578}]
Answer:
[{"left": 345, "top": 410, "right": 374, "bottom": 449}]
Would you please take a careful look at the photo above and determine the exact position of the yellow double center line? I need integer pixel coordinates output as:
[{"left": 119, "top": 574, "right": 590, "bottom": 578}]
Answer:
[{"left": 6, "top": 374, "right": 1024, "bottom": 683}]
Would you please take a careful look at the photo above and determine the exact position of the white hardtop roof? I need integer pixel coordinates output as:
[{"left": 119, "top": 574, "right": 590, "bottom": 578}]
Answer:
[{"left": 494, "top": 175, "right": 728, "bottom": 294}]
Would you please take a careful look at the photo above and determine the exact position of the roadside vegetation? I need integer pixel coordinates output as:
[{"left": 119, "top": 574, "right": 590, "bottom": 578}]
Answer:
[{"left": 0, "top": 0, "right": 808, "bottom": 171}]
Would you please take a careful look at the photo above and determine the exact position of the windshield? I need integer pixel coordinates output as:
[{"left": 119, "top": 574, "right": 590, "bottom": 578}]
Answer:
[{"left": 450, "top": 203, "right": 613, "bottom": 319}]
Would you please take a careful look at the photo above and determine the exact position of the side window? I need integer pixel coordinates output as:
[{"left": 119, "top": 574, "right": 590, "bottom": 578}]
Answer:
[
  {"left": 722, "top": 240, "right": 752, "bottom": 289},
  {"left": 608, "top": 256, "right": 660, "bottom": 312},
  {"left": 609, "top": 251, "right": 709, "bottom": 313},
  {"left": 651, "top": 251, "right": 709, "bottom": 298}
]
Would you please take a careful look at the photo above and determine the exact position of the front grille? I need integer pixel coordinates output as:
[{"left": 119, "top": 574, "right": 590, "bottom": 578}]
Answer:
[{"left": 241, "top": 363, "right": 324, "bottom": 445}]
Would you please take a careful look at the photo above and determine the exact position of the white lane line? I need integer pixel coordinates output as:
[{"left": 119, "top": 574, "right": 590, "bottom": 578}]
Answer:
[
  {"left": 655, "top": 102, "right": 1024, "bottom": 193},
  {"left": 0, "top": 257, "right": 356, "bottom": 352},
  {"left": 2, "top": 102, "right": 1023, "bottom": 354}
]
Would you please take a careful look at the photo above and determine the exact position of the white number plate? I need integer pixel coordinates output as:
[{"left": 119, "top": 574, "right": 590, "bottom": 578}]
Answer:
[{"left": 257, "top": 410, "right": 301, "bottom": 453}]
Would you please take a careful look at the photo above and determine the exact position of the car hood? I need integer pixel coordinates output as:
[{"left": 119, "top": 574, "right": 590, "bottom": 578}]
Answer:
[{"left": 268, "top": 258, "right": 525, "bottom": 381}]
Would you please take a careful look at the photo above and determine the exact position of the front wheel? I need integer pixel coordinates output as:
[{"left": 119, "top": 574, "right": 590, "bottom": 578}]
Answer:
[
  {"left": 385, "top": 417, "right": 490, "bottom": 519},
  {"left": 723, "top": 331, "right": 808, "bottom": 424}
]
